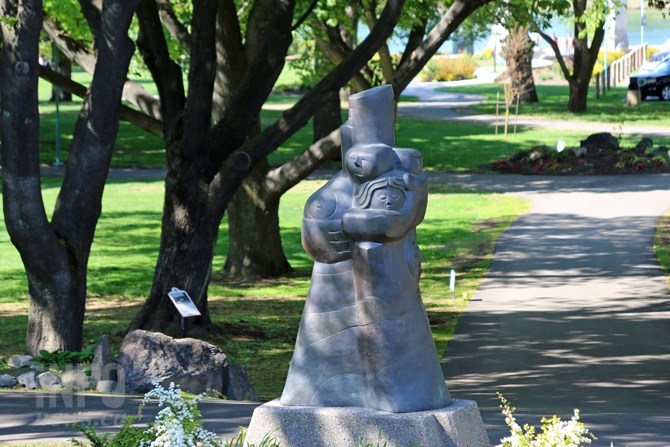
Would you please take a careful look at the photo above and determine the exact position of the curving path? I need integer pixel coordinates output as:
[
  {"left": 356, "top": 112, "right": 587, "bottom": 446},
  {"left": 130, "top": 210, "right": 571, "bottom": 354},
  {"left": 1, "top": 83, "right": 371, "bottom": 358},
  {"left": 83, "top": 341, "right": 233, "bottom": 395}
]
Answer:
[
  {"left": 438, "top": 173, "right": 670, "bottom": 446},
  {"left": 398, "top": 80, "right": 670, "bottom": 138}
]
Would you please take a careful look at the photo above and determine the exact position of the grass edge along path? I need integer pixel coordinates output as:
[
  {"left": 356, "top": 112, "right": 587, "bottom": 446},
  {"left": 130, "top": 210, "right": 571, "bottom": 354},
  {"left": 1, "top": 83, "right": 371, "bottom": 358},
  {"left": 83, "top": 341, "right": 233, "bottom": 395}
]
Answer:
[{"left": 0, "top": 179, "right": 531, "bottom": 402}]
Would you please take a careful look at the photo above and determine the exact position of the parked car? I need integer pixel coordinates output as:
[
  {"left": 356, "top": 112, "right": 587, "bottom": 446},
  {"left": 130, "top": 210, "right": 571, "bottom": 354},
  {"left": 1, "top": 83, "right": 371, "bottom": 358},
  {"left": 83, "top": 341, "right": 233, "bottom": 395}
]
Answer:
[{"left": 629, "top": 60, "right": 670, "bottom": 101}]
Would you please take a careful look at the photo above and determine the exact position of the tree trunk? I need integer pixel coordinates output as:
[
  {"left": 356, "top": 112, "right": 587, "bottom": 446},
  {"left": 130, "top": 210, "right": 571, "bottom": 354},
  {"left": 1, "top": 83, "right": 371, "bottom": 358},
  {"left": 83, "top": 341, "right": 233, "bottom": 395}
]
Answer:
[
  {"left": 504, "top": 25, "right": 538, "bottom": 104},
  {"left": 130, "top": 172, "right": 217, "bottom": 335},
  {"left": 223, "top": 160, "right": 291, "bottom": 279},
  {"left": 567, "top": 78, "right": 589, "bottom": 113},
  {"left": 2, "top": 0, "right": 138, "bottom": 355}
]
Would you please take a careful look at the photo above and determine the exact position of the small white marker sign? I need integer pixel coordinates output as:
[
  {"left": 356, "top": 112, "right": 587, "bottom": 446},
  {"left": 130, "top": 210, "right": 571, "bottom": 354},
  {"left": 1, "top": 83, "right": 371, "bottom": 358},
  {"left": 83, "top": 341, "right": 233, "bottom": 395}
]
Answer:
[
  {"left": 449, "top": 269, "right": 456, "bottom": 292},
  {"left": 167, "top": 287, "right": 202, "bottom": 318}
]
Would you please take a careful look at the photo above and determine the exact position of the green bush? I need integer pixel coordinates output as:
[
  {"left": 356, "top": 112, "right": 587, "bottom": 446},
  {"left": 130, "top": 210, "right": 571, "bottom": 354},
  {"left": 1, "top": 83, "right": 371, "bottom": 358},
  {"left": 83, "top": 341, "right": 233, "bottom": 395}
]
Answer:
[{"left": 418, "top": 53, "right": 477, "bottom": 82}]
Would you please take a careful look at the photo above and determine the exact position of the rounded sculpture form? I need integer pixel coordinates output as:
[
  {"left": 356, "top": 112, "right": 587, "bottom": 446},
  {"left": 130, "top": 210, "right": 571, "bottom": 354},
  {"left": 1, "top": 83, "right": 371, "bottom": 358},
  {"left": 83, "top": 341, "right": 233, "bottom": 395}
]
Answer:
[{"left": 281, "top": 85, "right": 451, "bottom": 413}]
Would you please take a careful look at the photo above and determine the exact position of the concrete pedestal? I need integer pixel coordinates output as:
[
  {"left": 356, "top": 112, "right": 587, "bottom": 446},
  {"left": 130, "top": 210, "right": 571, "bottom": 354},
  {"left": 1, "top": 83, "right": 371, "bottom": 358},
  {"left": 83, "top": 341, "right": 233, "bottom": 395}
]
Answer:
[{"left": 244, "top": 399, "right": 489, "bottom": 447}]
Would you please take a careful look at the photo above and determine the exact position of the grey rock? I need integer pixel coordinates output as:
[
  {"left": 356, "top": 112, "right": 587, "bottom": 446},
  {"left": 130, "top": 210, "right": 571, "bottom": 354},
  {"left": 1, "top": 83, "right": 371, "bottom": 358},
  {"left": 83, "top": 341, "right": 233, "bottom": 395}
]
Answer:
[
  {"left": 635, "top": 136, "right": 654, "bottom": 152},
  {"left": 224, "top": 364, "right": 259, "bottom": 401},
  {"left": 96, "top": 380, "right": 118, "bottom": 393},
  {"left": 117, "top": 329, "right": 227, "bottom": 394},
  {"left": 7, "top": 354, "right": 34, "bottom": 369},
  {"left": 17, "top": 371, "right": 37, "bottom": 389},
  {"left": 580, "top": 132, "right": 619, "bottom": 151},
  {"left": 571, "top": 147, "right": 588, "bottom": 158},
  {"left": 37, "top": 371, "right": 62, "bottom": 390},
  {"left": 91, "top": 335, "right": 118, "bottom": 384},
  {"left": 61, "top": 369, "right": 90, "bottom": 390},
  {"left": 0, "top": 373, "right": 18, "bottom": 388}
]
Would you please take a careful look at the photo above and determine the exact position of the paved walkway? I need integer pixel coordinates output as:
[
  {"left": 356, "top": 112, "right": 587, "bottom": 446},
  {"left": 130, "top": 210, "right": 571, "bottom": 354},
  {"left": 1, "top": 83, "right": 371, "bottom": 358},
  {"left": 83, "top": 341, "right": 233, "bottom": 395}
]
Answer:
[
  {"left": 439, "top": 173, "right": 670, "bottom": 446},
  {"left": 398, "top": 79, "right": 670, "bottom": 138}
]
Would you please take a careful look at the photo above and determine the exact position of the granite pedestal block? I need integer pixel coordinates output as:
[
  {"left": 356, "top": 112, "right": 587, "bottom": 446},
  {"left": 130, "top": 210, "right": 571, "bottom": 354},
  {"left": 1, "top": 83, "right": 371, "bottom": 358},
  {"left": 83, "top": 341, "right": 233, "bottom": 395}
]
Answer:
[{"left": 244, "top": 399, "right": 489, "bottom": 447}]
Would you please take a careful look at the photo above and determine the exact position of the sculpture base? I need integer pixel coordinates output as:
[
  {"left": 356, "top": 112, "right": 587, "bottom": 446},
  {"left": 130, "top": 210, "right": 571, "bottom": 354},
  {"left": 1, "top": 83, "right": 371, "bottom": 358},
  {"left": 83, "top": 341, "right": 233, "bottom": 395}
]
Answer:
[{"left": 243, "top": 399, "right": 489, "bottom": 447}]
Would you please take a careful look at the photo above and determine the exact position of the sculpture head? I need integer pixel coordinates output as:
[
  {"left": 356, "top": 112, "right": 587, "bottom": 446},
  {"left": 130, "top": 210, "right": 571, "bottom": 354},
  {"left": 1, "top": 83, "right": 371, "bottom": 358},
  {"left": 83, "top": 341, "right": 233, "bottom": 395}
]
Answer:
[
  {"left": 355, "top": 176, "right": 406, "bottom": 211},
  {"left": 345, "top": 144, "right": 395, "bottom": 184}
]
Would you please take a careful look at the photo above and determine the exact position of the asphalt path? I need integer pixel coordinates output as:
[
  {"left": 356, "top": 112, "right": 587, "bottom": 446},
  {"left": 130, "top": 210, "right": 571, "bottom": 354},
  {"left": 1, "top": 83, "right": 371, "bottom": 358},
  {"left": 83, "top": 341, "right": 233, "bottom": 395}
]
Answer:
[
  {"left": 438, "top": 173, "right": 670, "bottom": 447},
  {"left": 0, "top": 390, "right": 258, "bottom": 444},
  {"left": 398, "top": 80, "right": 670, "bottom": 138}
]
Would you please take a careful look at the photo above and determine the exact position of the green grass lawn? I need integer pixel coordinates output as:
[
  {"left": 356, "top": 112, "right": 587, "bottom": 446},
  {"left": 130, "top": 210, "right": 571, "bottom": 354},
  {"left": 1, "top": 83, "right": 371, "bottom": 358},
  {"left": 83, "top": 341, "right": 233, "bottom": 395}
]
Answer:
[
  {"left": 0, "top": 178, "right": 530, "bottom": 401},
  {"left": 436, "top": 82, "right": 670, "bottom": 128}
]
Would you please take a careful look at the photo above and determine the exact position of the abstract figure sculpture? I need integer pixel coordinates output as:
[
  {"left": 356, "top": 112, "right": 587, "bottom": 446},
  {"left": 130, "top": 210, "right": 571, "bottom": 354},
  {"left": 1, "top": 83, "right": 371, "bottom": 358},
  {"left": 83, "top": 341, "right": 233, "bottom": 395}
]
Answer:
[{"left": 280, "top": 85, "right": 451, "bottom": 413}]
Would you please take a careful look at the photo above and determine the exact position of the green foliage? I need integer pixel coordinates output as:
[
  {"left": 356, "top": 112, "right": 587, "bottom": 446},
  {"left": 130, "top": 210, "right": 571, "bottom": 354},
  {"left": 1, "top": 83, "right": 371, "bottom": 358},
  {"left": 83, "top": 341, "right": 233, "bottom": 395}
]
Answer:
[
  {"left": 498, "top": 393, "right": 596, "bottom": 447},
  {"left": 223, "top": 427, "right": 280, "bottom": 447},
  {"left": 417, "top": 54, "right": 477, "bottom": 82},
  {"left": 70, "top": 416, "right": 146, "bottom": 447},
  {"left": 35, "top": 345, "right": 95, "bottom": 370}
]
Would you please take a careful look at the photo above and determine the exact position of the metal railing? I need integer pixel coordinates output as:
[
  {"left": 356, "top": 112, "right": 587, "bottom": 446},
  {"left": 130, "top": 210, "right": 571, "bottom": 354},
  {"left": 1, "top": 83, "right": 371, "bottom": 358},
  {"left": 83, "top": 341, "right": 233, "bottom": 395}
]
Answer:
[{"left": 594, "top": 43, "right": 648, "bottom": 98}]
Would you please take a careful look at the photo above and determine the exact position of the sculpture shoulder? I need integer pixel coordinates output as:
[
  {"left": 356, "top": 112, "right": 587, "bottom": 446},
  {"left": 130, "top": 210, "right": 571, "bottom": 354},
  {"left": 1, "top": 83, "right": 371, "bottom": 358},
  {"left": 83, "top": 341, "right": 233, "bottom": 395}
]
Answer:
[{"left": 304, "top": 173, "right": 352, "bottom": 219}]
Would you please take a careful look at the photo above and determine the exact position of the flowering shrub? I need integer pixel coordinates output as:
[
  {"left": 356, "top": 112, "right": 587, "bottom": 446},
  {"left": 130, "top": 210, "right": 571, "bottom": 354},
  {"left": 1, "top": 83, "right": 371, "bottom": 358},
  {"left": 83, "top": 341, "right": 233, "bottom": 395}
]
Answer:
[
  {"left": 498, "top": 393, "right": 596, "bottom": 447},
  {"left": 72, "top": 382, "right": 279, "bottom": 447},
  {"left": 139, "top": 382, "right": 221, "bottom": 447},
  {"left": 418, "top": 54, "right": 477, "bottom": 82}
]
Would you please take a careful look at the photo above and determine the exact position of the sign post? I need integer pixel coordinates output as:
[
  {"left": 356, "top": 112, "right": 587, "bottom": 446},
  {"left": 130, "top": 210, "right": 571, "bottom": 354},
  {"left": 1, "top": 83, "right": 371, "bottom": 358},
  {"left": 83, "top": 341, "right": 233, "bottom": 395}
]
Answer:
[{"left": 167, "top": 287, "right": 201, "bottom": 337}]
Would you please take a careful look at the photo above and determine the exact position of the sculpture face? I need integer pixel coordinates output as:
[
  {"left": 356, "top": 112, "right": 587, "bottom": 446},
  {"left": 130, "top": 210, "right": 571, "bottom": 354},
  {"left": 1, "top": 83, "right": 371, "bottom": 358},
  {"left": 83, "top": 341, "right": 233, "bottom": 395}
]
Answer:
[
  {"left": 345, "top": 144, "right": 394, "bottom": 183},
  {"left": 371, "top": 184, "right": 405, "bottom": 211}
]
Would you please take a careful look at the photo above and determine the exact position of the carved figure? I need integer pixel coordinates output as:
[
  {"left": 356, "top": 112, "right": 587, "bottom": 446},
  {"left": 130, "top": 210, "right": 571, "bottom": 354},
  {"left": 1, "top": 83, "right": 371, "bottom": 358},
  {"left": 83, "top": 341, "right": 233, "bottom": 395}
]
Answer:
[{"left": 280, "top": 85, "right": 451, "bottom": 413}]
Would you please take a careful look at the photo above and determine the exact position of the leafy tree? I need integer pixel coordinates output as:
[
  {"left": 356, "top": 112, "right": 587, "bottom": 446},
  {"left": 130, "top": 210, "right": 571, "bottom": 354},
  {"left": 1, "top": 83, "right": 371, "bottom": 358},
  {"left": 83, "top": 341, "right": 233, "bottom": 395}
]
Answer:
[
  {"left": 125, "top": 0, "right": 408, "bottom": 333},
  {"left": 222, "top": 0, "right": 496, "bottom": 280},
  {"left": 1, "top": 0, "right": 140, "bottom": 354},
  {"left": 530, "top": 0, "right": 611, "bottom": 113}
]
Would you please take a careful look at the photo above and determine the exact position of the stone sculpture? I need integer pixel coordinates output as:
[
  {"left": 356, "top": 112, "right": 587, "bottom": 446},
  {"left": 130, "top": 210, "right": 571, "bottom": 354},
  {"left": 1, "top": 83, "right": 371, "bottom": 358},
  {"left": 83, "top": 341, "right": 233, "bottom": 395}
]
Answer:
[{"left": 280, "top": 84, "right": 451, "bottom": 413}]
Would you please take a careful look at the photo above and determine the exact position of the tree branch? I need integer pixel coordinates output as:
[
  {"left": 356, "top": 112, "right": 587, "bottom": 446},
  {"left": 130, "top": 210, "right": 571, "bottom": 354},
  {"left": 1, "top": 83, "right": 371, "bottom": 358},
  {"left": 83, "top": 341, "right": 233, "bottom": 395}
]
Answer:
[
  {"left": 136, "top": 0, "right": 185, "bottom": 137},
  {"left": 292, "top": 0, "right": 318, "bottom": 30},
  {"left": 209, "top": 0, "right": 406, "bottom": 209},
  {"left": 391, "top": 0, "right": 495, "bottom": 97},
  {"left": 207, "top": 0, "right": 295, "bottom": 167},
  {"left": 531, "top": 18, "right": 573, "bottom": 83},
  {"left": 213, "top": 0, "right": 247, "bottom": 121},
  {"left": 43, "top": 15, "right": 162, "bottom": 120},
  {"left": 39, "top": 65, "right": 163, "bottom": 137},
  {"left": 265, "top": 128, "right": 341, "bottom": 196},
  {"left": 156, "top": 0, "right": 191, "bottom": 51}
]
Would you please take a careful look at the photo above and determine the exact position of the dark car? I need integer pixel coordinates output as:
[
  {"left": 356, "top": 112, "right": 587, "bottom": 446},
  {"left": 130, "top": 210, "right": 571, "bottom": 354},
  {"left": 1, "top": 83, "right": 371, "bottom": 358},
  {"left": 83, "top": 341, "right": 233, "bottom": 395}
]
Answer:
[{"left": 629, "top": 60, "right": 670, "bottom": 101}]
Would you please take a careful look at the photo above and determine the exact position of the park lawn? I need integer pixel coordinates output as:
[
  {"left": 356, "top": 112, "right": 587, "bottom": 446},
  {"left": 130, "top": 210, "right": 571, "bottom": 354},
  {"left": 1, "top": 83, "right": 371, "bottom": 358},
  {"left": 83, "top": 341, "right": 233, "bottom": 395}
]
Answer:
[
  {"left": 436, "top": 82, "right": 670, "bottom": 129},
  {"left": 0, "top": 179, "right": 530, "bottom": 401},
  {"left": 39, "top": 80, "right": 663, "bottom": 173}
]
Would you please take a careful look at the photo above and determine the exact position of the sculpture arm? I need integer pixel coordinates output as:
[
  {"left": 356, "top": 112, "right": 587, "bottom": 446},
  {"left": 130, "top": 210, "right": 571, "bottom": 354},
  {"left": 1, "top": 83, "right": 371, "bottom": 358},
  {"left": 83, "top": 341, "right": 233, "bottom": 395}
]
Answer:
[
  {"left": 342, "top": 208, "right": 409, "bottom": 242},
  {"left": 302, "top": 217, "right": 351, "bottom": 263}
]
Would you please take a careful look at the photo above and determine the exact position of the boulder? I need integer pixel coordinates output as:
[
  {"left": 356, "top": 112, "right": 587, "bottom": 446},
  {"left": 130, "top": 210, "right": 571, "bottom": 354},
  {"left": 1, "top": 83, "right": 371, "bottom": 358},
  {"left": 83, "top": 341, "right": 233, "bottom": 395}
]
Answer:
[
  {"left": 7, "top": 355, "right": 33, "bottom": 369},
  {"left": 224, "top": 363, "right": 259, "bottom": 401},
  {"left": 91, "top": 335, "right": 118, "bottom": 384},
  {"left": 117, "top": 329, "right": 227, "bottom": 394},
  {"left": 0, "top": 374, "right": 17, "bottom": 388},
  {"left": 17, "top": 371, "right": 38, "bottom": 389},
  {"left": 96, "top": 380, "right": 119, "bottom": 393},
  {"left": 580, "top": 132, "right": 619, "bottom": 151},
  {"left": 61, "top": 369, "right": 91, "bottom": 390},
  {"left": 635, "top": 137, "right": 654, "bottom": 152},
  {"left": 37, "top": 371, "right": 62, "bottom": 390}
]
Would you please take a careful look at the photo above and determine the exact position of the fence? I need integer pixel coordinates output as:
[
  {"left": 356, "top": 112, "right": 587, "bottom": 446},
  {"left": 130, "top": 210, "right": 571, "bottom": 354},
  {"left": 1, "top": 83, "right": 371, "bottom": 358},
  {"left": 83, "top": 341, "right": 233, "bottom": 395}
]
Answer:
[{"left": 594, "top": 43, "right": 648, "bottom": 98}]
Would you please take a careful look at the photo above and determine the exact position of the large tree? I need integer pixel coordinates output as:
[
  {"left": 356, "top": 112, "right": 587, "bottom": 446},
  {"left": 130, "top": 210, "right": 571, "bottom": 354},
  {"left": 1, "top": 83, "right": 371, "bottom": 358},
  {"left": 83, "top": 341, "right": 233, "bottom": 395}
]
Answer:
[
  {"left": 126, "top": 0, "right": 408, "bottom": 334},
  {"left": 528, "top": 0, "right": 610, "bottom": 113},
  {"left": 222, "top": 0, "right": 496, "bottom": 280},
  {"left": 1, "top": 0, "right": 139, "bottom": 354}
]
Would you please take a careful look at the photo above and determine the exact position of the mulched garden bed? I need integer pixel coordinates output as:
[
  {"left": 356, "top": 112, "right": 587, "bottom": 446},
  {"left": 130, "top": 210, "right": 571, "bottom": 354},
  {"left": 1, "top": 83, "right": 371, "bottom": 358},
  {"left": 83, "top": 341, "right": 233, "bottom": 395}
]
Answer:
[{"left": 490, "top": 132, "right": 670, "bottom": 175}]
